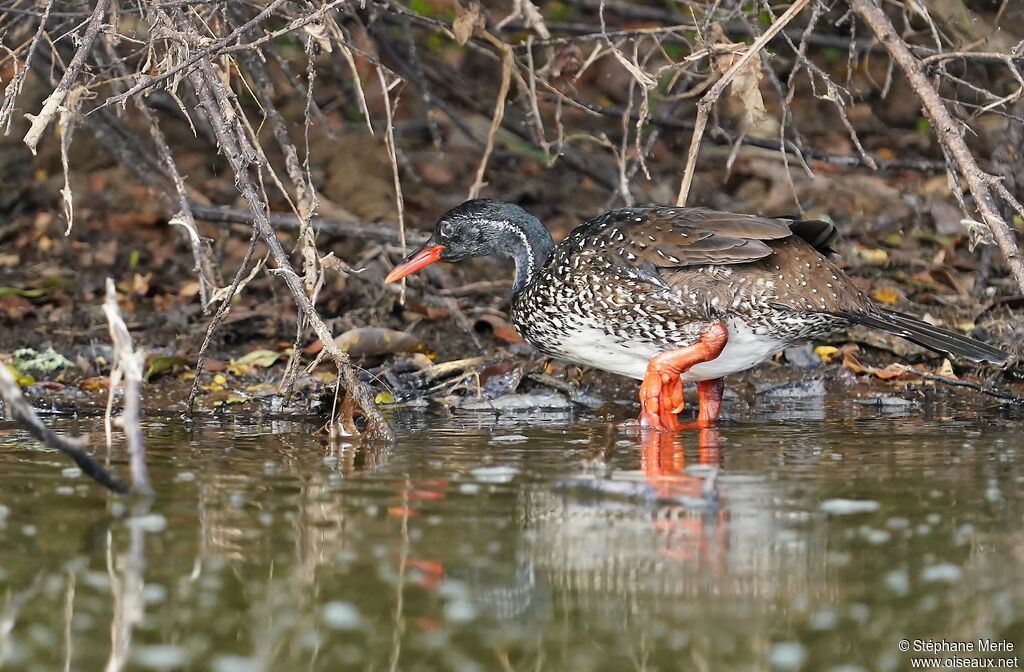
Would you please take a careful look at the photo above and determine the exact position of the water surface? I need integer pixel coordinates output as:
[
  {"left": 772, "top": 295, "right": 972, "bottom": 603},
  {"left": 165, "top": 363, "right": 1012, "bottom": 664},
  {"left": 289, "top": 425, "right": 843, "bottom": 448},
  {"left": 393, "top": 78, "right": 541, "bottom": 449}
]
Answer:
[{"left": 1, "top": 406, "right": 1022, "bottom": 671}]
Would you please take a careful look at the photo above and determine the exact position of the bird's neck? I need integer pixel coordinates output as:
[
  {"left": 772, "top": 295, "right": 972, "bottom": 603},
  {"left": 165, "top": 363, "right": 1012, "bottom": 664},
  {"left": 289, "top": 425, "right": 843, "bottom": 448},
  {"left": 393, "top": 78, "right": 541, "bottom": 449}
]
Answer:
[{"left": 494, "top": 215, "right": 555, "bottom": 295}]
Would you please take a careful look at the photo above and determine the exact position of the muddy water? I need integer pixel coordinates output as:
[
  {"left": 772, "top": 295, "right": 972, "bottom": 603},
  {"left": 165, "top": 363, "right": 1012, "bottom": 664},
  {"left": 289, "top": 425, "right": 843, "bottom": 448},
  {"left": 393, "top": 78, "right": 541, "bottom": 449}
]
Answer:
[{"left": 1, "top": 406, "right": 1022, "bottom": 671}]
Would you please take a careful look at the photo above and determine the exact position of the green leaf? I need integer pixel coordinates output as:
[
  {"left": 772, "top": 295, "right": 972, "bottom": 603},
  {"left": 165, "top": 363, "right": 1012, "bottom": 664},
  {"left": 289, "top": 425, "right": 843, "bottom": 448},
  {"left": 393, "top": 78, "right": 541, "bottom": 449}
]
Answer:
[
  {"left": 144, "top": 354, "right": 187, "bottom": 382},
  {"left": 0, "top": 287, "right": 46, "bottom": 298}
]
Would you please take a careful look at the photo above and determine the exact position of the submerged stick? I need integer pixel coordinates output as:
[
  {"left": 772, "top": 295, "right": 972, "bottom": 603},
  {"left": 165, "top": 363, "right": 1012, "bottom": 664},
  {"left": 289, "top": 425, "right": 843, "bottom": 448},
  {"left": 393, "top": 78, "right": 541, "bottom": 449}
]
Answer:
[
  {"left": 895, "top": 365, "right": 1023, "bottom": 405},
  {"left": 102, "top": 279, "right": 153, "bottom": 496},
  {"left": 0, "top": 365, "right": 129, "bottom": 494}
]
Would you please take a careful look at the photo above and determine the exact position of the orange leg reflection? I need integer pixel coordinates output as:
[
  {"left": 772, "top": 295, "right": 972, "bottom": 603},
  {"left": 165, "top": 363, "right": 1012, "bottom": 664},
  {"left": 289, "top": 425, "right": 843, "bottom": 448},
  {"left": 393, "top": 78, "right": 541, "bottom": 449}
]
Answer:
[{"left": 640, "top": 428, "right": 729, "bottom": 566}]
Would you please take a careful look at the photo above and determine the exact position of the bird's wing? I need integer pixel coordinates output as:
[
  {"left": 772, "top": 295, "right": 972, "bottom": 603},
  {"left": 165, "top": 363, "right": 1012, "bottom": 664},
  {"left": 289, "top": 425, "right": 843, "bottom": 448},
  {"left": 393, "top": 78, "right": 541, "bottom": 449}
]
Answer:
[{"left": 568, "top": 207, "right": 795, "bottom": 271}]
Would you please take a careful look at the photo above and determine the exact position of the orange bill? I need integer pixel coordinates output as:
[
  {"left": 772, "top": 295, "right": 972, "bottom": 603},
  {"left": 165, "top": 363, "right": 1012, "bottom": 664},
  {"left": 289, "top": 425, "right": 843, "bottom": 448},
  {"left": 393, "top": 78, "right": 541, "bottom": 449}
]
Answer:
[{"left": 385, "top": 245, "right": 445, "bottom": 283}]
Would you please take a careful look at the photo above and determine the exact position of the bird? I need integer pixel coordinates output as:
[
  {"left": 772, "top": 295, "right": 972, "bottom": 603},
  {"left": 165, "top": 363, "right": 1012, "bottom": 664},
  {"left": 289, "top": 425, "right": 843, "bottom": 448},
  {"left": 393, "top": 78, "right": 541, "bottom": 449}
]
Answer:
[{"left": 385, "top": 199, "right": 1007, "bottom": 430}]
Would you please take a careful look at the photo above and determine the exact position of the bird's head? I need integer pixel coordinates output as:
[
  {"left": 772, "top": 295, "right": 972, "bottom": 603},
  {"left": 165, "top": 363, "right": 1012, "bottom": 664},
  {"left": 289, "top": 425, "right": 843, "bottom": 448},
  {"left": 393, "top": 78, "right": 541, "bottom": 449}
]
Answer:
[{"left": 385, "top": 199, "right": 541, "bottom": 283}]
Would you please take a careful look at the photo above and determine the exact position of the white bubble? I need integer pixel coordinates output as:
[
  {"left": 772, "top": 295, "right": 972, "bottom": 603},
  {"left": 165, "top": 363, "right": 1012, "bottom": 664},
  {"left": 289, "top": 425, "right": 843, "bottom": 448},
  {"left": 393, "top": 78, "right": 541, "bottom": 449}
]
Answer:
[
  {"left": 470, "top": 466, "right": 518, "bottom": 483},
  {"left": 820, "top": 499, "right": 880, "bottom": 515},
  {"left": 133, "top": 644, "right": 191, "bottom": 670},
  {"left": 769, "top": 642, "right": 806, "bottom": 670},
  {"left": 921, "top": 563, "right": 961, "bottom": 584},
  {"left": 322, "top": 601, "right": 361, "bottom": 630}
]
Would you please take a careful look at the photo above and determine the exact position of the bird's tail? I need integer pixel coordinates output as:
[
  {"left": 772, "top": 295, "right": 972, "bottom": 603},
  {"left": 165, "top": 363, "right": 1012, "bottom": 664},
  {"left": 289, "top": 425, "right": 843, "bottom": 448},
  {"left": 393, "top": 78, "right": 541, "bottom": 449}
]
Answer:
[{"left": 839, "top": 308, "right": 1007, "bottom": 365}]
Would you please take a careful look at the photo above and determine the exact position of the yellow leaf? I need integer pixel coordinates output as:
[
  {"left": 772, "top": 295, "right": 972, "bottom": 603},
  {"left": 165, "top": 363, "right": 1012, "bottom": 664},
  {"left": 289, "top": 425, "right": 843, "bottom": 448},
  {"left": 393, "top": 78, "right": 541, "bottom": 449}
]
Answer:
[
  {"left": 814, "top": 345, "right": 839, "bottom": 363},
  {"left": 375, "top": 390, "right": 395, "bottom": 404},
  {"left": 852, "top": 245, "right": 889, "bottom": 263},
  {"left": 4, "top": 364, "right": 34, "bottom": 386},
  {"left": 872, "top": 287, "right": 900, "bottom": 305},
  {"left": 234, "top": 349, "right": 284, "bottom": 367},
  {"left": 213, "top": 374, "right": 227, "bottom": 386}
]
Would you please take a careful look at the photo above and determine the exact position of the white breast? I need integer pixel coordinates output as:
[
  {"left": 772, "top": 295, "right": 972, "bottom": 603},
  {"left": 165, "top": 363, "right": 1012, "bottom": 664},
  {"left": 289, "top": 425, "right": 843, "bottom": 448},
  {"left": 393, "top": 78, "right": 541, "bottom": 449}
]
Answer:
[
  {"left": 545, "top": 317, "right": 784, "bottom": 383},
  {"left": 680, "top": 318, "right": 786, "bottom": 382},
  {"left": 545, "top": 321, "right": 659, "bottom": 380}
]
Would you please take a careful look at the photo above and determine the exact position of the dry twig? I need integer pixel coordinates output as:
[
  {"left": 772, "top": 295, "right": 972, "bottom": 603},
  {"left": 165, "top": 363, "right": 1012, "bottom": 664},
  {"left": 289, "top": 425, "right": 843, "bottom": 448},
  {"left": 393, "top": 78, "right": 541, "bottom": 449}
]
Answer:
[
  {"left": 675, "top": 0, "right": 812, "bottom": 206},
  {"left": 22, "top": 0, "right": 109, "bottom": 153},
  {"left": 849, "top": 0, "right": 1024, "bottom": 294}
]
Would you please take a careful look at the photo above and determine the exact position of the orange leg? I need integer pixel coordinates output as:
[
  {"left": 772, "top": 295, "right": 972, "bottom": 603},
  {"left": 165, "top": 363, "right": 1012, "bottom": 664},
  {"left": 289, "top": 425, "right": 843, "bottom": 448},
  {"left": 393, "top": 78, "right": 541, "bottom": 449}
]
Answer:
[{"left": 639, "top": 323, "right": 728, "bottom": 430}]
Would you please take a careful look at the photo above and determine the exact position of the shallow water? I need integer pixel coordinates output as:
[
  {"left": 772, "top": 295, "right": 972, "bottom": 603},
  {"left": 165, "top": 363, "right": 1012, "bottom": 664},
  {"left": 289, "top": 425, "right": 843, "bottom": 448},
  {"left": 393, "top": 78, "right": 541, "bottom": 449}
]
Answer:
[{"left": 1, "top": 405, "right": 1023, "bottom": 671}]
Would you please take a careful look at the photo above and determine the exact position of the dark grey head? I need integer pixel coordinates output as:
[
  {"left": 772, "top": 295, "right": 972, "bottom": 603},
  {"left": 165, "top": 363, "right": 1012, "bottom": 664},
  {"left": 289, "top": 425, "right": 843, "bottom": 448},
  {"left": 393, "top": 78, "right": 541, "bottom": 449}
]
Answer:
[{"left": 385, "top": 199, "right": 555, "bottom": 294}]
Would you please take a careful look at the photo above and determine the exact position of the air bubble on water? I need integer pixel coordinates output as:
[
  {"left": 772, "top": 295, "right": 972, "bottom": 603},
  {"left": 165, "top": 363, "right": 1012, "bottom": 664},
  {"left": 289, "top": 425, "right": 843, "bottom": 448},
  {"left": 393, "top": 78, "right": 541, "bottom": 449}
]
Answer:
[
  {"left": 768, "top": 642, "right": 806, "bottom": 670},
  {"left": 133, "top": 644, "right": 191, "bottom": 670},
  {"left": 884, "top": 570, "right": 910, "bottom": 596},
  {"left": 921, "top": 563, "right": 961, "bottom": 584},
  {"left": 322, "top": 601, "right": 362, "bottom": 630}
]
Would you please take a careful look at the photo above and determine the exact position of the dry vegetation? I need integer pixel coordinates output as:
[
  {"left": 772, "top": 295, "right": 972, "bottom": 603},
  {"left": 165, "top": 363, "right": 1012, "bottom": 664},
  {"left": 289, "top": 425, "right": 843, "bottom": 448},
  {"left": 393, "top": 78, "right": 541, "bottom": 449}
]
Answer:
[{"left": 1, "top": 0, "right": 1023, "bottom": 463}]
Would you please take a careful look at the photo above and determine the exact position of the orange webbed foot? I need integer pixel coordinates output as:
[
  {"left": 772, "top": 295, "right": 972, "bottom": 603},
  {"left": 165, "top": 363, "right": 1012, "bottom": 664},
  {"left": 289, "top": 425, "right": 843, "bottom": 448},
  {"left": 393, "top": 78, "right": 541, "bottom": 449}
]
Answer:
[{"left": 637, "top": 324, "right": 728, "bottom": 431}]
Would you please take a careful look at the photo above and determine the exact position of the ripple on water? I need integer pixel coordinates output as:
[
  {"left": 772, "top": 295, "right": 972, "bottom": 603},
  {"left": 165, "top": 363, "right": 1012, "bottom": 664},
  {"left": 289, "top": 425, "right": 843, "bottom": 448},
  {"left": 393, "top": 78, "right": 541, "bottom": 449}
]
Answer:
[
  {"left": 322, "top": 601, "right": 362, "bottom": 630},
  {"left": 132, "top": 644, "right": 192, "bottom": 670},
  {"left": 820, "top": 499, "right": 881, "bottom": 515}
]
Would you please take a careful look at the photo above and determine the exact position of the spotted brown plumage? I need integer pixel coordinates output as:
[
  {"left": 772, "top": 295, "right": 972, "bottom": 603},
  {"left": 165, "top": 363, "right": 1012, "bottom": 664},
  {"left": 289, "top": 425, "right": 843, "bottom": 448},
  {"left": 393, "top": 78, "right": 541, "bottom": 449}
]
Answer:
[{"left": 386, "top": 199, "right": 1006, "bottom": 429}]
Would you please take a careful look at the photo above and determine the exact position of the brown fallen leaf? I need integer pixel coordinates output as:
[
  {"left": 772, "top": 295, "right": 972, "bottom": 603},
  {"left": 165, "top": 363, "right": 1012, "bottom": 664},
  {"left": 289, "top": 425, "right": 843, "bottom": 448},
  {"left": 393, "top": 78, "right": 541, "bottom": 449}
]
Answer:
[
  {"left": 0, "top": 295, "right": 34, "bottom": 322},
  {"left": 452, "top": 0, "right": 483, "bottom": 45},
  {"left": 333, "top": 327, "right": 429, "bottom": 357},
  {"left": 474, "top": 315, "right": 524, "bottom": 344},
  {"left": 711, "top": 27, "right": 778, "bottom": 139},
  {"left": 841, "top": 350, "right": 920, "bottom": 380},
  {"left": 78, "top": 376, "right": 108, "bottom": 392}
]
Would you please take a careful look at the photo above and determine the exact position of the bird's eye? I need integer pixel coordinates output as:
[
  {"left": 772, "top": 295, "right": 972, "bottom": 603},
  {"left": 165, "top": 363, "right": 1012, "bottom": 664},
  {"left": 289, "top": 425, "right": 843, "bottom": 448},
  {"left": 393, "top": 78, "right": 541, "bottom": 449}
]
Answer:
[{"left": 439, "top": 222, "right": 453, "bottom": 238}]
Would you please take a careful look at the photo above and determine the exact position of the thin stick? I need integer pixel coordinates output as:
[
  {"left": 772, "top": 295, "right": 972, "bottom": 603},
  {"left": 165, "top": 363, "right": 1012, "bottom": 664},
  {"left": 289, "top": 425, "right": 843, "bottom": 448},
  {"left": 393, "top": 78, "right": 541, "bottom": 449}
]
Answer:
[
  {"left": 895, "top": 365, "right": 1023, "bottom": 405},
  {"left": 23, "top": 0, "right": 110, "bottom": 153},
  {"left": 849, "top": 0, "right": 1024, "bottom": 295},
  {"left": 468, "top": 33, "right": 513, "bottom": 199},
  {"left": 675, "top": 0, "right": 812, "bottom": 206},
  {"left": 0, "top": 0, "right": 56, "bottom": 132},
  {"left": 189, "top": 59, "right": 393, "bottom": 441},
  {"left": 0, "top": 365, "right": 129, "bottom": 494},
  {"left": 88, "top": 0, "right": 288, "bottom": 115},
  {"left": 189, "top": 204, "right": 428, "bottom": 246},
  {"left": 102, "top": 279, "right": 153, "bottom": 496},
  {"left": 185, "top": 230, "right": 259, "bottom": 415}
]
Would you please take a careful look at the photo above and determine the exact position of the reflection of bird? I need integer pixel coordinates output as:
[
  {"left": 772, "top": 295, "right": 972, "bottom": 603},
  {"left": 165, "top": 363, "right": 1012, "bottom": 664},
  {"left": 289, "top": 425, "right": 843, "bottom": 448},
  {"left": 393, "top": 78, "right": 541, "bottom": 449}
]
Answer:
[{"left": 387, "top": 200, "right": 1006, "bottom": 429}]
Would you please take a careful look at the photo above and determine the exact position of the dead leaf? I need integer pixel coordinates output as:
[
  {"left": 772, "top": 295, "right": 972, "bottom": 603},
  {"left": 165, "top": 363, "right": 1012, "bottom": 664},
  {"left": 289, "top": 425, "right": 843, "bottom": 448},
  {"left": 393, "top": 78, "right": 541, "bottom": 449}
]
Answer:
[
  {"left": 0, "top": 295, "right": 34, "bottom": 322},
  {"left": 452, "top": 1, "right": 483, "bottom": 45},
  {"left": 334, "top": 327, "right": 429, "bottom": 357},
  {"left": 850, "top": 245, "right": 889, "bottom": 264},
  {"left": 813, "top": 345, "right": 839, "bottom": 363},
  {"left": 871, "top": 286, "right": 900, "bottom": 306},
  {"left": 474, "top": 315, "right": 524, "bottom": 344},
  {"left": 78, "top": 376, "right": 108, "bottom": 391},
  {"left": 144, "top": 354, "right": 187, "bottom": 381},
  {"left": 716, "top": 45, "right": 776, "bottom": 138}
]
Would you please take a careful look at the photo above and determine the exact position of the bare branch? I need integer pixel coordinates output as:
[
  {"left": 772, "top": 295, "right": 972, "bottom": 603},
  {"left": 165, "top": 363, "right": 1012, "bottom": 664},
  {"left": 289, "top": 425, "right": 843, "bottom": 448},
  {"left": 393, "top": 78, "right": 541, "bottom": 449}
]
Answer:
[
  {"left": 675, "top": 0, "right": 812, "bottom": 206},
  {"left": 23, "top": 0, "right": 109, "bottom": 153},
  {"left": 849, "top": 0, "right": 1024, "bottom": 294},
  {"left": 188, "top": 57, "right": 393, "bottom": 441}
]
